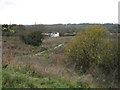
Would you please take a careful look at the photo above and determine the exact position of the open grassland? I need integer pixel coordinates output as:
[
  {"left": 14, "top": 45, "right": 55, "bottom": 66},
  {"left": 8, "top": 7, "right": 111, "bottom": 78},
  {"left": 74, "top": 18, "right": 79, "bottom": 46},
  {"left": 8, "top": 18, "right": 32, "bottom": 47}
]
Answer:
[
  {"left": 3, "top": 36, "right": 89, "bottom": 88},
  {"left": 2, "top": 36, "right": 72, "bottom": 63},
  {"left": 2, "top": 24, "right": 119, "bottom": 88},
  {"left": 2, "top": 34, "right": 119, "bottom": 88}
]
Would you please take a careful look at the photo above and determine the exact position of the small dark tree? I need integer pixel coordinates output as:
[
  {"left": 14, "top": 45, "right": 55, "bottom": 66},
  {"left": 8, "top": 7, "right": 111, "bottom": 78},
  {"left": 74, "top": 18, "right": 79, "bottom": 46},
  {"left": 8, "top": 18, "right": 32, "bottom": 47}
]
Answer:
[{"left": 21, "top": 31, "right": 44, "bottom": 46}]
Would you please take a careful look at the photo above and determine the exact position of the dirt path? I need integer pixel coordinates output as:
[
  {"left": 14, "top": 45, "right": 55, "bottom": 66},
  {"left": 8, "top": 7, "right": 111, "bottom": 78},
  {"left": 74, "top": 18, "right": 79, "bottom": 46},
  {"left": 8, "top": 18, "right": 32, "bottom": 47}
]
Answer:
[
  {"left": 35, "top": 43, "right": 64, "bottom": 56},
  {"left": 15, "top": 43, "right": 64, "bottom": 58}
]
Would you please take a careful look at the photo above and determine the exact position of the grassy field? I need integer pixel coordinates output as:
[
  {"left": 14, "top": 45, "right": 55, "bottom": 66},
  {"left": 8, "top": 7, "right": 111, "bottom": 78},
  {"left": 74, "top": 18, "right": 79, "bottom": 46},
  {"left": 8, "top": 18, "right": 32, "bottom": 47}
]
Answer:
[
  {"left": 2, "top": 33, "right": 119, "bottom": 88},
  {"left": 3, "top": 36, "right": 89, "bottom": 88},
  {"left": 2, "top": 36, "right": 71, "bottom": 62}
]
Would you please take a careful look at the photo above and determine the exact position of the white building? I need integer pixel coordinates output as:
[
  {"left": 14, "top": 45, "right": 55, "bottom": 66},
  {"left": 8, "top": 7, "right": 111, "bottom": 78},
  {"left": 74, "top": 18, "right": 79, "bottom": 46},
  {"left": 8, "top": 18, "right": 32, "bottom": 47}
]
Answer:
[{"left": 51, "top": 32, "right": 59, "bottom": 37}]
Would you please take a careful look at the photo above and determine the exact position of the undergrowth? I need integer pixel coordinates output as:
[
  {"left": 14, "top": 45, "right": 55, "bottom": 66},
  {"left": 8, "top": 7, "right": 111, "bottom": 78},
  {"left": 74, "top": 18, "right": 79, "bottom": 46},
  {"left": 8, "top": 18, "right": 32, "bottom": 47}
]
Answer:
[{"left": 2, "top": 63, "right": 89, "bottom": 88}]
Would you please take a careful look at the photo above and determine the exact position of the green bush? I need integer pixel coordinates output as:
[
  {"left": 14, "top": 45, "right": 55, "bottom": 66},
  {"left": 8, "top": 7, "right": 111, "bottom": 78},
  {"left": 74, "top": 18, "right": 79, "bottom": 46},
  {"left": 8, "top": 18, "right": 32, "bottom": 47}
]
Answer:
[
  {"left": 66, "top": 25, "right": 118, "bottom": 74},
  {"left": 21, "top": 31, "right": 44, "bottom": 46}
]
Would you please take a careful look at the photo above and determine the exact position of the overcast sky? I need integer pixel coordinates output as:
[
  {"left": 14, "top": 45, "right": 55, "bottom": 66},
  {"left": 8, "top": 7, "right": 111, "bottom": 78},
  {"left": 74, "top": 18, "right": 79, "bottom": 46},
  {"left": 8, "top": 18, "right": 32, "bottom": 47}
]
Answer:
[{"left": 0, "top": 0, "right": 119, "bottom": 25}]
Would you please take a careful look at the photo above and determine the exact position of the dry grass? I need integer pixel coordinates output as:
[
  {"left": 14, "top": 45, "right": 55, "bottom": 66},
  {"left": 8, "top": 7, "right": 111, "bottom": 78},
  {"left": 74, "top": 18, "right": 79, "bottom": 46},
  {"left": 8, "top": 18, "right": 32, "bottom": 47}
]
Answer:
[
  {"left": 2, "top": 35, "right": 118, "bottom": 88},
  {"left": 42, "top": 36, "right": 72, "bottom": 48},
  {"left": 2, "top": 36, "right": 79, "bottom": 83},
  {"left": 2, "top": 36, "right": 74, "bottom": 80},
  {"left": 2, "top": 36, "right": 72, "bottom": 64}
]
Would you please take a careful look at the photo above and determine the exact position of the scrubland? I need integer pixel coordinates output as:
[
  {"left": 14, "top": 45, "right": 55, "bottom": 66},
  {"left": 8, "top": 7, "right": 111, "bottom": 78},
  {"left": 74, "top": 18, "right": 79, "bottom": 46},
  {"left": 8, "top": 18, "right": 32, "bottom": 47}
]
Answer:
[{"left": 2, "top": 25, "right": 119, "bottom": 88}]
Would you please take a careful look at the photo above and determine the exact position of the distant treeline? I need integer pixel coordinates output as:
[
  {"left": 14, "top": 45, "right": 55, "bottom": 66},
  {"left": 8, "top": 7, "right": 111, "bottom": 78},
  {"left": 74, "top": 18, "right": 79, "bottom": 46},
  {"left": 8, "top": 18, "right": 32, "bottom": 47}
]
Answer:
[
  {"left": 25, "top": 23, "right": 119, "bottom": 35},
  {"left": 2, "top": 23, "right": 119, "bottom": 36}
]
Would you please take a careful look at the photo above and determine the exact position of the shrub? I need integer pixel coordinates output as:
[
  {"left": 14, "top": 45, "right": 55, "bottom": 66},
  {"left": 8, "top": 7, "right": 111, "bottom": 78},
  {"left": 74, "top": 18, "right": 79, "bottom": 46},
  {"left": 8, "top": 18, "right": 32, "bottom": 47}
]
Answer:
[
  {"left": 21, "top": 31, "right": 44, "bottom": 46},
  {"left": 66, "top": 25, "right": 118, "bottom": 74},
  {"left": 2, "top": 26, "right": 15, "bottom": 37}
]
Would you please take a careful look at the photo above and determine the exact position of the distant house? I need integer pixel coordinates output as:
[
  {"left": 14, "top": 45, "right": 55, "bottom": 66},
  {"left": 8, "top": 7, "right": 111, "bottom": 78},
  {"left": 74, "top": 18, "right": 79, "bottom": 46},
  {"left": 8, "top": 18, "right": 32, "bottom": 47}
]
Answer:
[{"left": 51, "top": 32, "right": 59, "bottom": 37}]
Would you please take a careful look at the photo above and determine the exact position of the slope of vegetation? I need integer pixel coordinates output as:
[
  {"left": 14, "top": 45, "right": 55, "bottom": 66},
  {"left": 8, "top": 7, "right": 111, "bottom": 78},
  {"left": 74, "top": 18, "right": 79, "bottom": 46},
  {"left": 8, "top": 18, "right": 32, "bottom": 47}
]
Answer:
[{"left": 2, "top": 24, "right": 119, "bottom": 88}]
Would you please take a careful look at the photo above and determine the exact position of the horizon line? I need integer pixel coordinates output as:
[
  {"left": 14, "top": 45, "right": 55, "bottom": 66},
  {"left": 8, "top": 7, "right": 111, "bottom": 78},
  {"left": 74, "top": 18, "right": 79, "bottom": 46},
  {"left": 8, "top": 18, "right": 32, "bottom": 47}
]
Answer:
[{"left": 0, "top": 22, "right": 118, "bottom": 25}]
